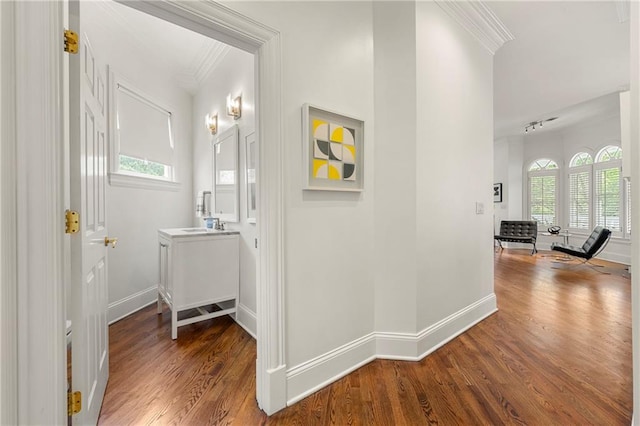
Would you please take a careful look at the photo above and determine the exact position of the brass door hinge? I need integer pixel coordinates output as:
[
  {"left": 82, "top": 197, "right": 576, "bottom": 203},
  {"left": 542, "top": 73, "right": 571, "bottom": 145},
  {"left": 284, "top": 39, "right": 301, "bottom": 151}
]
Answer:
[
  {"left": 64, "top": 29, "right": 78, "bottom": 54},
  {"left": 65, "top": 210, "right": 79, "bottom": 234},
  {"left": 68, "top": 391, "right": 81, "bottom": 416}
]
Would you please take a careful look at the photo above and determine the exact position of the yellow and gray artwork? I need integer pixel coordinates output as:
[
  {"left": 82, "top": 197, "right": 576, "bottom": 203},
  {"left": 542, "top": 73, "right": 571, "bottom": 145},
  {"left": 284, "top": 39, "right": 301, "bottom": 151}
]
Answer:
[{"left": 312, "top": 119, "right": 356, "bottom": 181}]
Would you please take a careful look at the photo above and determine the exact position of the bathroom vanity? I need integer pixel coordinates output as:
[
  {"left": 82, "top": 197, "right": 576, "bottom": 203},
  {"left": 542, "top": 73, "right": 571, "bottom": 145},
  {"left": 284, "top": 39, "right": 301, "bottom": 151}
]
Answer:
[{"left": 157, "top": 228, "right": 240, "bottom": 339}]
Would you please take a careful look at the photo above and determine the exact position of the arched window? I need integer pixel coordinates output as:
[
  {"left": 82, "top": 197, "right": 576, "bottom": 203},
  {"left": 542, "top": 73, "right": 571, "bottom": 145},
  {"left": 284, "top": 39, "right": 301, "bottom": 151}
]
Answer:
[
  {"left": 568, "top": 153, "right": 593, "bottom": 229},
  {"left": 594, "top": 145, "right": 623, "bottom": 232},
  {"left": 569, "top": 152, "right": 593, "bottom": 167},
  {"left": 595, "top": 145, "right": 622, "bottom": 162},
  {"left": 528, "top": 159, "right": 558, "bottom": 226},
  {"left": 528, "top": 158, "right": 558, "bottom": 171}
]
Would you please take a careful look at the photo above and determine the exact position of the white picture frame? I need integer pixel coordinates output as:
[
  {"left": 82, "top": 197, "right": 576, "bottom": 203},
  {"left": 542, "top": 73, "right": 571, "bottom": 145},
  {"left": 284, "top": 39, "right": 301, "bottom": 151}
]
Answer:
[{"left": 302, "top": 104, "right": 364, "bottom": 191}]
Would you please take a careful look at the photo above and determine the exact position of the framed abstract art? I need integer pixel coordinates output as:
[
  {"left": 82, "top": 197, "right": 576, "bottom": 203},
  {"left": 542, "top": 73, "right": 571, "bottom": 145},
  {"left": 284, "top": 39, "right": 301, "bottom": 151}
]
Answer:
[
  {"left": 493, "top": 183, "right": 503, "bottom": 203},
  {"left": 302, "top": 104, "right": 364, "bottom": 191}
]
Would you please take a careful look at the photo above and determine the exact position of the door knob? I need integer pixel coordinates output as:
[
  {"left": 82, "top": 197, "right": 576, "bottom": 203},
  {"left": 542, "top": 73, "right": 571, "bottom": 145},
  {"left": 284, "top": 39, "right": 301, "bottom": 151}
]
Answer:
[{"left": 104, "top": 237, "right": 118, "bottom": 248}]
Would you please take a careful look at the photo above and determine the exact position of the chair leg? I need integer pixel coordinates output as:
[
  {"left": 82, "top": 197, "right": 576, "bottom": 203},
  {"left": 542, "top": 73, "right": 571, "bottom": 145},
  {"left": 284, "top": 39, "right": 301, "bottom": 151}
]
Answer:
[
  {"left": 531, "top": 243, "right": 537, "bottom": 255},
  {"left": 551, "top": 258, "right": 611, "bottom": 274}
]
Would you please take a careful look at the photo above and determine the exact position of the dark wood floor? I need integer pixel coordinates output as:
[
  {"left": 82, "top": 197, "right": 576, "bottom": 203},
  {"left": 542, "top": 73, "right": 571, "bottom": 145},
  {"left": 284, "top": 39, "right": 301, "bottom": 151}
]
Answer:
[{"left": 98, "top": 250, "right": 632, "bottom": 425}]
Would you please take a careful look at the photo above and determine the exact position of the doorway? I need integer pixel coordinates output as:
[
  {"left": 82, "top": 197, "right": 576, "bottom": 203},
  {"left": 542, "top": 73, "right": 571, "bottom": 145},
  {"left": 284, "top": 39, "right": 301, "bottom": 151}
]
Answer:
[{"left": 4, "top": 1, "right": 286, "bottom": 423}]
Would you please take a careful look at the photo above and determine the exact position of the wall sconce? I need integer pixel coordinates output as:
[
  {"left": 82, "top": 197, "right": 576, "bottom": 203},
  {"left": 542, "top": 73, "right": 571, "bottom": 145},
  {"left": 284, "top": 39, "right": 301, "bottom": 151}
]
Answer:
[
  {"left": 226, "top": 94, "right": 242, "bottom": 120},
  {"left": 205, "top": 113, "right": 218, "bottom": 135}
]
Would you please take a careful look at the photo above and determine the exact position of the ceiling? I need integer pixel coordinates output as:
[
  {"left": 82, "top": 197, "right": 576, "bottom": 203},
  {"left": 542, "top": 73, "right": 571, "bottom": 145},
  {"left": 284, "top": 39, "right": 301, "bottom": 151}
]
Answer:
[
  {"left": 489, "top": 1, "right": 630, "bottom": 139},
  {"left": 83, "top": 0, "right": 230, "bottom": 94},
  {"left": 84, "top": 1, "right": 629, "bottom": 137}
]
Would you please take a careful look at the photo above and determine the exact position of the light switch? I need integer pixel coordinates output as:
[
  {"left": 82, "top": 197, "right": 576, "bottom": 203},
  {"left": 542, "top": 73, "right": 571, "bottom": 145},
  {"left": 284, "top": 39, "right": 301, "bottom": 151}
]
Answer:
[{"left": 476, "top": 202, "right": 484, "bottom": 214}]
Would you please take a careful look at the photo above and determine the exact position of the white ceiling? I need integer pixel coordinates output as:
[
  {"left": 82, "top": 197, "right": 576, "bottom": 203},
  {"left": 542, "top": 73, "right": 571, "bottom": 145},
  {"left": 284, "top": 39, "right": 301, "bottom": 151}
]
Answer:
[
  {"left": 84, "top": 1, "right": 629, "bottom": 136},
  {"left": 83, "top": 0, "right": 230, "bottom": 93},
  {"left": 489, "top": 1, "right": 630, "bottom": 139}
]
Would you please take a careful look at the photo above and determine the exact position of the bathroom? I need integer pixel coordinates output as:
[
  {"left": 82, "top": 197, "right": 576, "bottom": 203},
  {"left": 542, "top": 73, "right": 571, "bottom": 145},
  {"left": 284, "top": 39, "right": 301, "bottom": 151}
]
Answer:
[{"left": 73, "top": 0, "right": 258, "bottom": 339}]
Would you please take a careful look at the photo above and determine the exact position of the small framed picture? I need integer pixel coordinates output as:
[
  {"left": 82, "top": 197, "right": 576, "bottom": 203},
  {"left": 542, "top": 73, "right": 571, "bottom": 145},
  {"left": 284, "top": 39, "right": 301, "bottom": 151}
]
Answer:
[
  {"left": 302, "top": 104, "right": 364, "bottom": 192},
  {"left": 493, "top": 183, "right": 503, "bottom": 203}
]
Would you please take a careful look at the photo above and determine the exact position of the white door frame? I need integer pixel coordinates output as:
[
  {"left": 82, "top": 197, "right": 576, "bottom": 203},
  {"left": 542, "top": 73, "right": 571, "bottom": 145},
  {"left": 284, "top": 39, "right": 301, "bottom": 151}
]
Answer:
[{"left": 2, "top": 1, "right": 286, "bottom": 422}]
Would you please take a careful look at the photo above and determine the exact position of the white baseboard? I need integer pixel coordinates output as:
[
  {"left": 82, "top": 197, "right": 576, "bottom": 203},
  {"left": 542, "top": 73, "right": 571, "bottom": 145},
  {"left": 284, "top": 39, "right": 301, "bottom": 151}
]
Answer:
[
  {"left": 286, "top": 333, "right": 377, "bottom": 405},
  {"left": 108, "top": 286, "right": 157, "bottom": 325},
  {"left": 416, "top": 294, "right": 497, "bottom": 359},
  {"left": 235, "top": 303, "right": 257, "bottom": 339},
  {"left": 377, "top": 294, "right": 497, "bottom": 360},
  {"left": 285, "top": 294, "right": 498, "bottom": 406},
  {"left": 598, "top": 252, "right": 631, "bottom": 265},
  {"left": 260, "top": 364, "right": 287, "bottom": 416}
]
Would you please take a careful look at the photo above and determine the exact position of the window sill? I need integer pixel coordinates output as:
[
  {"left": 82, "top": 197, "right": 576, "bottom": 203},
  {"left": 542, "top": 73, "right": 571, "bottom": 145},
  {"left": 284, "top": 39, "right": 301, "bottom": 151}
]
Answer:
[
  {"left": 109, "top": 172, "right": 181, "bottom": 192},
  {"left": 566, "top": 229, "right": 631, "bottom": 243}
]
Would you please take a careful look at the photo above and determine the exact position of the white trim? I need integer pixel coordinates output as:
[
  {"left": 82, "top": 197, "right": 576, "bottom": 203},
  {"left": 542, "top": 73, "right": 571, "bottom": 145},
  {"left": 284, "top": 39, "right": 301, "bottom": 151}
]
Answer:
[
  {"left": 0, "top": 1, "right": 18, "bottom": 423},
  {"left": 236, "top": 303, "right": 257, "bottom": 339},
  {"left": 15, "top": 2, "right": 67, "bottom": 424},
  {"left": 116, "top": 0, "right": 287, "bottom": 415},
  {"left": 286, "top": 334, "right": 377, "bottom": 405},
  {"left": 108, "top": 286, "right": 157, "bottom": 325},
  {"left": 285, "top": 295, "right": 498, "bottom": 407},
  {"left": 109, "top": 172, "right": 181, "bottom": 191},
  {"left": 435, "top": 0, "right": 514, "bottom": 55}
]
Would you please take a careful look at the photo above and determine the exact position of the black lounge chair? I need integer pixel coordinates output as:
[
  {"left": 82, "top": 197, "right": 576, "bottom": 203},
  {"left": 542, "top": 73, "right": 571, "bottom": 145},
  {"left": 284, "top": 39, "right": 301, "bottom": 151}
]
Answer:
[{"left": 551, "top": 226, "right": 612, "bottom": 272}]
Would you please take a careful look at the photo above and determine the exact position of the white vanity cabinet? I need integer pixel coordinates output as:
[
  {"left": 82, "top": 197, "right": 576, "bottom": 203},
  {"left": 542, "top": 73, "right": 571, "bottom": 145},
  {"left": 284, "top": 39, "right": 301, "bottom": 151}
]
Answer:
[{"left": 157, "top": 228, "right": 240, "bottom": 339}]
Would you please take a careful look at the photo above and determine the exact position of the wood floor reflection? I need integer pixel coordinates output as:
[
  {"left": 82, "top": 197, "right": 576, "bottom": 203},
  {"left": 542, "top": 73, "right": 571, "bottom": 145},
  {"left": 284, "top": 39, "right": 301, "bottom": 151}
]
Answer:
[{"left": 98, "top": 249, "right": 632, "bottom": 425}]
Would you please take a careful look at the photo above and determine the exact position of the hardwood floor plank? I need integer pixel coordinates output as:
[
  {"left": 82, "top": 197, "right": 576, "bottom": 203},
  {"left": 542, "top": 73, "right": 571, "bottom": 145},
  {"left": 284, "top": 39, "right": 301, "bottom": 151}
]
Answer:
[{"left": 98, "top": 251, "right": 631, "bottom": 425}]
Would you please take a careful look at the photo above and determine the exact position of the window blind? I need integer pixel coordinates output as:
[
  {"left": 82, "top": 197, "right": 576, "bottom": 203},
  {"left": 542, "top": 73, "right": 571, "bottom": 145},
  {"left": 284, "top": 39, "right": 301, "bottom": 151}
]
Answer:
[
  {"left": 530, "top": 174, "right": 556, "bottom": 225},
  {"left": 116, "top": 84, "right": 173, "bottom": 166},
  {"left": 626, "top": 179, "right": 631, "bottom": 234},
  {"left": 568, "top": 170, "right": 590, "bottom": 229},
  {"left": 594, "top": 166, "right": 621, "bottom": 231}
]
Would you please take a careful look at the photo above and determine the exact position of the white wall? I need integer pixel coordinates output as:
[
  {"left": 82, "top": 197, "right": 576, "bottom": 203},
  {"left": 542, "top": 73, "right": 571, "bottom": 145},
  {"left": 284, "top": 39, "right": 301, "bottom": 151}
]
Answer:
[
  {"left": 415, "top": 1, "right": 495, "bottom": 331},
  {"left": 495, "top": 113, "right": 630, "bottom": 264},
  {"left": 494, "top": 138, "right": 509, "bottom": 231},
  {"left": 83, "top": 2, "right": 194, "bottom": 322},
  {"left": 373, "top": 2, "right": 418, "bottom": 334},
  {"left": 227, "top": 0, "right": 498, "bottom": 405},
  {"left": 192, "top": 48, "right": 257, "bottom": 336},
  {"left": 226, "top": 0, "right": 377, "bottom": 383},
  {"left": 493, "top": 136, "right": 524, "bottom": 231}
]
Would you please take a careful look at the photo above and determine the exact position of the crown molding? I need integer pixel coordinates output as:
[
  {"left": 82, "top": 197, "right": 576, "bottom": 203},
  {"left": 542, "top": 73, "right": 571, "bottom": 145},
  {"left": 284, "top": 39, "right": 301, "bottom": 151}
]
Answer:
[
  {"left": 435, "top": 0, "right": 514, "bottom": 55},
  {"left": 95, "top": 0, "right": 230, "bottom": 93},
  {"left": 193, "top": 42, "right": 231, "bottom": 84}
]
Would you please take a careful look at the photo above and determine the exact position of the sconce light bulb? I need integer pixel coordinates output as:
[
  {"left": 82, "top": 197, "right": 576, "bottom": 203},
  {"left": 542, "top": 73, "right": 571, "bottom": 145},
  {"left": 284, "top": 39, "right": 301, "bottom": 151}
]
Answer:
[{"left": 205, "top": 113, "right": 217, "bottom": 135}]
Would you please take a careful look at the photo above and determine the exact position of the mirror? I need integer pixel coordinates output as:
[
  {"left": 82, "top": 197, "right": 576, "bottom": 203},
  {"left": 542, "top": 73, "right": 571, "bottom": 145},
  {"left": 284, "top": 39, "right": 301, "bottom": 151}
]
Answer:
[
  {"left": 213, "top": 125, "right": 239, "bottom": 222},
  {"left": 246, "top": 132, "right": 256, "bottom": 223}
]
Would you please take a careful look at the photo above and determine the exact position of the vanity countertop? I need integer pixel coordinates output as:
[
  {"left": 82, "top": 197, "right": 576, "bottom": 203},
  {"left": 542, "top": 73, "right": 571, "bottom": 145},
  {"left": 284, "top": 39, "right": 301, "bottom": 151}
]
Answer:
[{"left": 158, "top": 228, "right": 240, "bottom": 238}]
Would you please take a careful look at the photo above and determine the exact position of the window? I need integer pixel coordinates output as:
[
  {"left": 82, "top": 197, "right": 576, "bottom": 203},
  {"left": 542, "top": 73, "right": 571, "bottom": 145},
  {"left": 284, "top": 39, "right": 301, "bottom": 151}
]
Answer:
[
  {"left": 626, "top": 180, "right": 632, "bottom": 235},
  {"left": 594, "top": 146, "right": 622, "bottom": 232},
  {"left": 528, "top": 159, "right": 558, "bottom": 226},
  {"left": 109, "top": 75, "right": 179, "bottom": 190},
  {"left": 568, "top": 153, "right": 592, "bottom": 230}
]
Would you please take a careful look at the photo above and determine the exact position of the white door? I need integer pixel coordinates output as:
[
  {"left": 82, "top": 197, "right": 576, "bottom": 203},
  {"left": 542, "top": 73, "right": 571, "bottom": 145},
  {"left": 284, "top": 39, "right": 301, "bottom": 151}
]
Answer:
[{"left": 69, "top": 1, "right": 111, "bottom": 423}]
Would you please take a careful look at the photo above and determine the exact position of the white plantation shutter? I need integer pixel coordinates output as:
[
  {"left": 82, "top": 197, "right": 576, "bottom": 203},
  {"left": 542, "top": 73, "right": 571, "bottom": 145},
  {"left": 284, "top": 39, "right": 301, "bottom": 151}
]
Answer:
[
  {"left": 626, "top": 179, "right": 631, "bottom": 235},
  {"left": 594, "top": 165, "right": 621, "bottom": 231},
  {"left": 568, "top": 168, "right": 590, "bottom": 229},
  {"left": 529, "top": 173, "right": 556, "bottom": 226}
]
